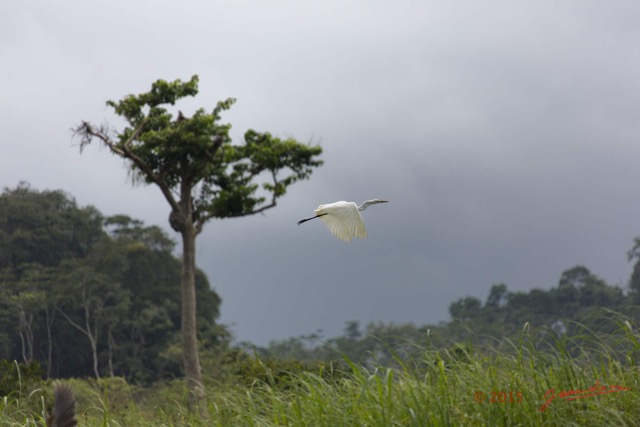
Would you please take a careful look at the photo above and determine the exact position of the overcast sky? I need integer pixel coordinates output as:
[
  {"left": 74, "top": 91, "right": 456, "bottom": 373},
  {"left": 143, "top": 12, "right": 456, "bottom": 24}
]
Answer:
[{"left": 2, "top": 1, "right": 640, "bottom": 345}]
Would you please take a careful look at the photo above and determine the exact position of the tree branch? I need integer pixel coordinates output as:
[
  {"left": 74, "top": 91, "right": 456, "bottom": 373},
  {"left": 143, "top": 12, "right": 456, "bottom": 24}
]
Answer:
[
  {"left": 194, "top": 171, "right": 280, "bottom": 231},
  {"left": 56, "top": 305, "right": 92, "bottom": 340},
  {"left": 228, "top": 200, "right": 278, "bottom": 218},
  {"left": 76, "top": 119, "right": 182, "bottom": 214},
  {"left": 75, "top": 122, "right": 125, "bottom": 156}
]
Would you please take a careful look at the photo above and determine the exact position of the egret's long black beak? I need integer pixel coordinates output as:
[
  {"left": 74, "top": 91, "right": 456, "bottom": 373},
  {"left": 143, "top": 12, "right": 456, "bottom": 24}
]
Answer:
[{"left": 297, "top": 213, "right": 328, "bottom": 225}]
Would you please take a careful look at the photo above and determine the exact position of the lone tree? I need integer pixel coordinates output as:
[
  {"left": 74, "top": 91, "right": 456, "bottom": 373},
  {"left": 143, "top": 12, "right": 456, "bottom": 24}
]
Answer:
[{"left": 74, "top": 75, "right": 323, "bottom": 408}]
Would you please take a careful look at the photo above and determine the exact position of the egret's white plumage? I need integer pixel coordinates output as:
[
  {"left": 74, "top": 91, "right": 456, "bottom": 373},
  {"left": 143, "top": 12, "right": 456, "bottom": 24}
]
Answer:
[{"left": 297, "top": 199, "right": 388, "bottom": 242}]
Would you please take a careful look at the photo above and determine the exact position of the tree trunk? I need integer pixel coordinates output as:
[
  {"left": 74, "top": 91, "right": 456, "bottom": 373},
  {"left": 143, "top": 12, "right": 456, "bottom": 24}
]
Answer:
[
  {"left": 85, "top": 303, "right": 100, "bottom": 380},
  {"left": 180, "top": 224, "right": 206, "bottom": 413},
  {"left": 18, "top": 309, "right": 34, "bottom": 362},
  {"left": 45, "top": 305, "right": 55, "bottom": 378},
  {"left": 107, "top": 326, "right": 115, "bottom": 378},
  {"left": 57, "top": 288, "right": 101, "bottom": 379},
  {"left": 19, "top": 328, "right": 27, "bottom": 363}
]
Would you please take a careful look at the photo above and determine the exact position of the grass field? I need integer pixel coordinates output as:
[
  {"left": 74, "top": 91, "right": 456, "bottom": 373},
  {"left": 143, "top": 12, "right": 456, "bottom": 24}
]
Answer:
[{"left": 2, "top": 320, "right": 639, "bottom": 426}]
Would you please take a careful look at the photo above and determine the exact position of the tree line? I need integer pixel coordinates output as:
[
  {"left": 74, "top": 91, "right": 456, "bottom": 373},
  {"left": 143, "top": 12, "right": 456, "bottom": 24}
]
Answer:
[
  {"left": 257, "top": 255, "right": 640, "bottom": 368},
  {"left": 0, "top": 183, "right": 223, "bottom": 384}
]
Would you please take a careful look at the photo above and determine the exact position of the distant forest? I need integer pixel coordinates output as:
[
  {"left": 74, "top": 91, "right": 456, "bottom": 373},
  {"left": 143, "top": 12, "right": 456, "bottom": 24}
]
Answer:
[
  {"left": 0, "top": 183, "right": 223, "bottom": 383},
  {"left": 2, "top": 182, "right": 640, "bottom": 383}
]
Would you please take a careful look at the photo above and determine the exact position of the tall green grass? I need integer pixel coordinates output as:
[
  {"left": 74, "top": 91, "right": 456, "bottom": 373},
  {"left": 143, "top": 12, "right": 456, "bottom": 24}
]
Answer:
[{"left": 2, "top": 316, "right": 639, "bottom": 426}]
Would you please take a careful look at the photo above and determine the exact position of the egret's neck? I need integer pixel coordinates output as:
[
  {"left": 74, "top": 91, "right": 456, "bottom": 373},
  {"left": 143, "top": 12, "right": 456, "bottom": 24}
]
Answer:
[{"left": 357, "top": 201, "right": 374, "bottom": 211}]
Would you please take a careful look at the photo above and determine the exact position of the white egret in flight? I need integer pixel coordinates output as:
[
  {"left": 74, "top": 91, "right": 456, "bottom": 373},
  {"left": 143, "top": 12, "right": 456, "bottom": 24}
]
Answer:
[{"left": 297, "top": 199, "right": 388, "bottom": 242}]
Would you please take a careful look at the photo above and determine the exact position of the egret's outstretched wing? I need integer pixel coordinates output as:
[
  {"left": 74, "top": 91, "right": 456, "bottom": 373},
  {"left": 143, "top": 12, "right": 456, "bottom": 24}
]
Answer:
[
  {"left": 319, "top": 214, "right": 353, "bottom": 241},
  {"left": 316, "top": 201, "right": 368, "bottom": 242},
  {"left": 350, "top": 210, "right": 367, "bottom": 240}
]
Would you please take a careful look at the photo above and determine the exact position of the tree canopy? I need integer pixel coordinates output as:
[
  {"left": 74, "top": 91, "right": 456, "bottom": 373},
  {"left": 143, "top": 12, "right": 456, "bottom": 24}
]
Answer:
[
  {"left": 75, "top": 75, "right": 323, "bottom": 233},
  {"left": 0, "top": 182, "right": 102, "bottom": 269}
]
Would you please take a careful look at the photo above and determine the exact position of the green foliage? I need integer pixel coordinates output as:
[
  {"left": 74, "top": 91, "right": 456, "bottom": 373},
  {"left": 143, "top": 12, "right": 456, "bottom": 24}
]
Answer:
[
  {"left": 212, "top": 347, "right": 341, "bottom": 389},
  {"left": 444, "top": 265, "right": 631, "bottom": 340},
  {"left": 254, "top": 263, "right": 640, "bottom": 368},
  {"left": 0, "top": 359, "right": 43, "bottom": 397},
  {"left": 75, "top": 75, "right": 323, "bottom": 226},
  {"left": 627, "top": 237, "right": 640, "bottom": 300},
  {"left": 0, "top": 185, "right": 223, "bottom": 383},
  {"left": 449, "top": 296, "right": 483, "bottom": 321},
  {"left": 485, "top": 283, "right": 507, "bottom": 309},
  {"left": 104, "top": 214, "right": 176, "bottom": 252},
  {"left": 3, "top": 317, "right": 640, "bottom": 426},
  {"left": 0, "top": 182, "right": 103, "bottom": 269}
]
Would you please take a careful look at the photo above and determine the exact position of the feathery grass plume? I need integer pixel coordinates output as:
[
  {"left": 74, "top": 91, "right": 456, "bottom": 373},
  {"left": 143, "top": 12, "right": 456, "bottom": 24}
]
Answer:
[{"left": 46, "top": 383, "right": 77, "bottom": 427}]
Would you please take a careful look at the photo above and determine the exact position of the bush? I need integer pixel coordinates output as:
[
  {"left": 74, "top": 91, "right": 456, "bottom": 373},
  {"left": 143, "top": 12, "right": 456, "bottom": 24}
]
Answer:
[{"left": 0, "top": 359, "right": 43, "bottom": 397}]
